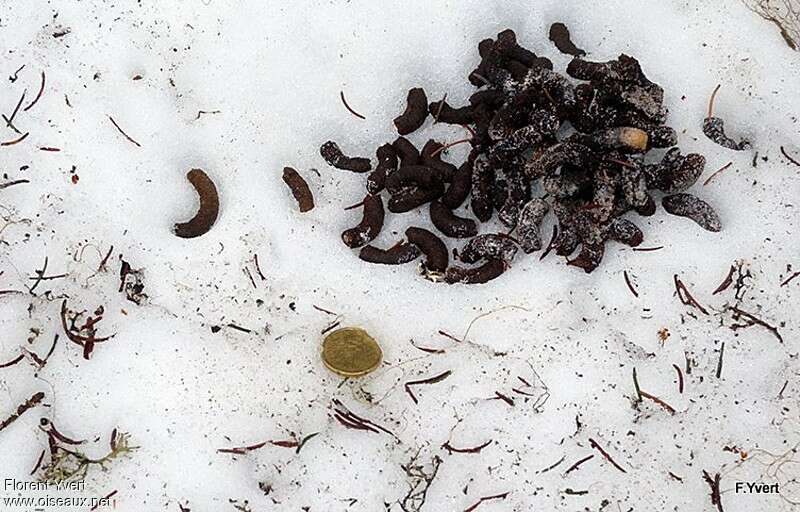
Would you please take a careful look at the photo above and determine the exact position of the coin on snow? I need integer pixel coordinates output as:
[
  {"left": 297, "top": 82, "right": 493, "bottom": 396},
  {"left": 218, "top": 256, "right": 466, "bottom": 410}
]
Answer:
[{"left": 321, "top": 327, "right": 383, "bottom": 377}]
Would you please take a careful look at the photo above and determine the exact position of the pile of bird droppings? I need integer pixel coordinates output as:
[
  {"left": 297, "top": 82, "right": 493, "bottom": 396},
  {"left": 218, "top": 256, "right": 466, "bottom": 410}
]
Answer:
[{"left": 285, "top": 24, "right": 732, "bottom": 284}]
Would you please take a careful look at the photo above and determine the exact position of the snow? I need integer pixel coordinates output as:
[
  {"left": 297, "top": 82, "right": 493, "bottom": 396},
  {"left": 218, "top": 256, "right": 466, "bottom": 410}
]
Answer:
[{"left": 0, "top": 0, "right": 799, "bottom": 511}]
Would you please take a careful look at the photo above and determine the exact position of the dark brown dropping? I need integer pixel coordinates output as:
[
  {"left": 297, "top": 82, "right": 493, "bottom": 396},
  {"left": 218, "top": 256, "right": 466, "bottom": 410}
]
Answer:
[
  {"left": 471, "top": 155, "right": 495, "bottom": 222},
  {"left": 367, "top": 143, "right": 398, "bottom": 194},
  {"left": 386, "top": 165, "right": 445, "bottom": 193},
  {"left": 421, "top": 140, "right": 457, "bottom": 181},
  {"left": 469, "top": 90, "right": 506, "bottom": 109},
  {"left": 648, "top": 126, "right": 678, "bottom": 148},
  {"left": 394, "top": 88, "right": 428, "bottom": 135},
  {"left": 554, "top": 223, "right": 579, "bottom": 257},
  {"left": 320, "top": 141, "right": 371, "bottom": 172},
  {"left": 662, "top": 193, "right": 721, "bottom": 232},
  {"left": 429, "top": 200, "right": 478, "bottom": 239},
  {"left": 459, "top": 234, "right": 518, "bottom": 264},
  {"left": 567, "top": 243, "right": 605, "bottom": 273},
  {"left": 430, "top": 100, "right": 473, "bottom": 124},
  {"left": 406, "top": 227, "right": 448, "bottom": 272},
  {"left": 497, "top": 161, "right": 530, "bottom": 228},
  {"left": 174, "top": 169, "right": 219, "bottom": 239},
  {"left": 646, "top": 150, "right": 705, "bottom": 193},
  {"left": 702, "top": 117, "right": 750, "bottom": 151},
  {"left": 282, "top": 167, "right": 314, "bottom": 213},
  {"left": 359, "top": 241, "right": 420, "bottom": 265},
  {"left": 392, "top": 136, "right": 421, "bottom": 166},
  {"left": 387, "top": 183, "right": 444, "bottom": 213},
  {"left": 442, "top": 160, "right": 473, "bottom": 209},
  {"left": 342, "top": 194, "right": 385, "bottom": 248},
  {"left": 548, "top": 22, "right": 586, "bottom": 57},
  {"left": 605, "top": 218, "right": 643, "bottom": 247},
  {"left": 445, "top": 259, "right": 505, "bottom": 284},
  {"left": 517, "top": 198, "right": 549, "bottom": 253},
  {"left": 525, "top": 142, "right": 594, "bottom": 178}
]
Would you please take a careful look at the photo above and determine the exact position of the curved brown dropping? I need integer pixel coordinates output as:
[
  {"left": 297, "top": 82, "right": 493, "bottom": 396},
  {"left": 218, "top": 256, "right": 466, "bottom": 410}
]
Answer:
[
  {"left": 605, "top": 218, "right": 643, "bottom": 247},
  {"left": 394, "top": 88, "right": 428, "bottom": 136},
  {"left": 282, "top": 167, "right": 314, "bottom": 212},
  {"left": 342, "top": 194, "right": 385, "bottom": 248},
  {"left": 567, "top": 243, "right": 605, "bottom": 273},
  {"left": 388, "top": 183, "right": 444, "bottom": 213},
  {"left": 405, "top": 227, "right": 448, "bottom": 273},
  {"left": 548, "top": 22, "right": 586, "bottom": 57},
  {"left": 429, "top": 200, "right": 478, "bottom": 239},
  {"left": 392, "top": 136, "right": 421, "bottom": 166},
  {"left": 320, "top": 141, "right": 371, "bottom": 173},
  {"left": 445, "top": 259, "right": 505, "bottom": 285},
  {"left": 662, "top": 193, "right": 721, "bottom": 232},
  {"left": 174, "top": 169, "right": 219, "bottom": 239},
  {"left": 366, "top": 143, "right": 397, "bottom": 195},
  {"left": 386, "top": 165, "right": 443, "bottom": 193},
  {"left": 420, "top": 140, "right": 457, "bottom": 181},
  {"left": 458, "top": 234, "right": 518, "bottom": 265},
  {"left": 359, "top": 241, "right": 420, "bottom": 265},
  {"left": 442, "top": 159, "right": 473, "bottom": 209}
]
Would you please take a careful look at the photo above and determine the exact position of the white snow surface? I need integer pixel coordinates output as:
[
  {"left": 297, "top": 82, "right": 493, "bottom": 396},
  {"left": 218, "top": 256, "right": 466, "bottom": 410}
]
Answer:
[{"left": 0, "top": 1, "right": 799, "bottom": 511}]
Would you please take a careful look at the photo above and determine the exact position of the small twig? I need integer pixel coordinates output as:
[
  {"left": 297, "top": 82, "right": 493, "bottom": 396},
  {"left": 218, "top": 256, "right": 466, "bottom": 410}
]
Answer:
[
  {"left": 564, "top": 454, "right": 594, "bottom": 475},
  {"left": 442, "top": 439, "right": 491, "bottom": 454},
  {"left": 39, "top": 146, "right": 60, "bottom": 152},
  {"left": 0, "top": 353, "right": 24, "bottom": 369},
  {"left": 632, "top": 245, "right": 664, "bottom": 252},
  {"left": 537, "top": 455, "right": 565, "bottom": 474},
  {"left": 430, "top": 137, "right": 472, "bottom": 158},
  {"left": 707, "top": 84, "right": 721, "bottom": 118},
  {"left": 217, "top": 438, "right": 299, "bottom": 454},
  {"left": 30, "top": 449, "right": 46, "bottom": 475},
  {"left": 674, "top": 274, "right": 709, "bottom": 315},
  {"left": 321, "top": 320, "right": 340, "bottom": 335},
  {"left": 780, "top": 146, "right": 800, "bottom": 167},
  {"left": 640, "top": 390, "right": 676, "bottom": 414},
  {"left": 729, "top": 305, "right": 783, "bottom": 343},
  {"left": 780, "top": 270, "right": 800, "bottom": 287},
  {"left": 713, "top": 265, "right": 735, "bottom": 295},
  {"left": 405, "top": 370, "right": 452, "bottom": 404},
  {"left": 463, "top": 492, "right": 509, "bottom": 512},
  {"left": 703, "top": 162, "right": 733, "bottom": 186},
  {"left": 194, "top": 109, "right": 221, "bottom": 120},
  {"left": 632, "top": 367, "right": 642, "bottom": 401},
  {"left": 3, "top": 90, "right": 26, "bottom": 130},
  {"left": 623, "top": 270, "right": 638, "bottom": 298},
  {"left": 702, "top": 471, "right": 724, "bottom": 512},
  {"left": 339, "top": 91, "right": 365, "bottom": 120},
  {"left": 312, "top": 304, "right": 337, "bottom": 316},
  {"left": 253, "top": 254, "right": 266, "bottom": 281},
  {"left": 588, "top": 438, "right": 626, "bottom": 473},
  {"left": 1, "top": 132, "right": 30, "bottom": 146},
  {"left": 98, "top": 245, "right": 114, "bottom": 272},
  {"left": 778, "top": 380, "right": 789, "bottom": 399},
  {"left": 0, "top": 179, "right": 31, "bottom": 190},
  {"left": 539, "top": 224, "right": 558, "bottom": 260},
  {"left": 437, "top": 330, "right": 462, "bottom": 343},
  {"left": 491, "top": 391, "right": 514, "bottom": 407},
  {"left": 432, "top": 94, "right": 447, "bottom": 122},
  {"left": 716, "top": 342, "right": 725, "bottom": 378},
  {"left": 0, "top": 392, "right": 44, "bottom": 433},
  {"left": 295, "top": 432, "right": 319, "bottom": 454},
  {"left": 343, "top": 199, "right": 366, "bottom": 211},
  {"left": 672, "top": 363, "right": 684, "bottom": 394},
  {"left": 108, "top": 116, "right": 142, "bottom": 147},
  {"left": 410, "top": 340, "right": 445, "bottom": 354},
  {"left": 9, "top": 64, "right": 25, "bottom": 82},
  {"left": 23, "top": 71, "right": 46, "bottom": 112}
]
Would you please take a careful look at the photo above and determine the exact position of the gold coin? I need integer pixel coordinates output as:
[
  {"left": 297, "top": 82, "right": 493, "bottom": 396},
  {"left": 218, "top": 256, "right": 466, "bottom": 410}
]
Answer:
[{"left": 322, "top": 327, "right": 382, "bottom": 377}]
